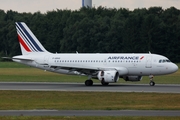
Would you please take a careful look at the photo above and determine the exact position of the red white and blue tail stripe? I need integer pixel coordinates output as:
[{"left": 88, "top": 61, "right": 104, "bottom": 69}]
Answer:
[{"left": 15, "top": 22, "right": 48, "bottom": 55}]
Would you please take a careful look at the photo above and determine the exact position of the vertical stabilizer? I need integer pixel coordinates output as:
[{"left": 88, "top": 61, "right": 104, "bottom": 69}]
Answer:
[{"left": 15, "top": 22, "right": 48, "bottom": 55}]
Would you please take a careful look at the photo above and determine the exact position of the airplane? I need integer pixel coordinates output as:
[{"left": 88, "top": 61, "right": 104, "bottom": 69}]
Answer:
[{"left": 11, "top": 22, "right": 178, "bottom": 86}]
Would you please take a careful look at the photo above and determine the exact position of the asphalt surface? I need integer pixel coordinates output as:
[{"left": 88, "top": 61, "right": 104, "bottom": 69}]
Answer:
[
  {"left": 0, "top": 82, "right": 179, "bottom": 93},
  {"left": 0, "top": 110, "right": 180, "bottom": 116}
]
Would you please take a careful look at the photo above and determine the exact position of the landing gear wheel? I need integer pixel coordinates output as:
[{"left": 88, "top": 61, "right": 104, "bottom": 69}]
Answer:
[
  {"left": 85, "top": 80, "right": 93, "bottom": 86},
  {"left": 149, "top": 75, "right": 155, "bottom": 86},
  {"left": 101, "top": 80, "right": 109, "bottom": 86},
  {"left": 149, "top": 81, "right": 155, "bottom": 86}
]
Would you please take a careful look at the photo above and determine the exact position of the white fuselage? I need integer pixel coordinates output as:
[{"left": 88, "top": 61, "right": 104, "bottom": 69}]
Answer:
[{"left": 13, "top": 53, "right": 178, "bottom": 77}]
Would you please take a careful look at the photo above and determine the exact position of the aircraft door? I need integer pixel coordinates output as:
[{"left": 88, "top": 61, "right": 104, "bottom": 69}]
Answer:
[
  {"left": 146, "top": 56, "right": 152, "bottom": 68},
  {"left": 44, "top": 56, "right": 49, "bottom": 67}
]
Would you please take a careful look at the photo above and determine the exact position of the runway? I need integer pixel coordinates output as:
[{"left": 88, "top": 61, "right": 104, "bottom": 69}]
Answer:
[
  {"left": 0, "top": 82, "right": 180, "bottom": 93},
  {"left": 0, "top": 110, "right": 180, "bottom": 116}
]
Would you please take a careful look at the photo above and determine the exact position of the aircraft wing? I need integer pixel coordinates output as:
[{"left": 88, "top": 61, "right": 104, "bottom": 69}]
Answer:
[{"left": 50, "top": 64, "right": 126, "bottom": 75}]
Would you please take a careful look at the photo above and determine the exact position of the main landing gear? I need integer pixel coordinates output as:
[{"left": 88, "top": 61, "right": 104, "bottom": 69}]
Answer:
[
  {"left": 85, "top": 80, "right": 93, "bottom": 86},
  {"left": 101, "top": 79, "right": 109, "bottom": 86},
  {"left": 85, "top": 75, "right": 93, "bottom": 86},
  {"left": 149, "top": 75, "right": 155, "bottom": 86}
]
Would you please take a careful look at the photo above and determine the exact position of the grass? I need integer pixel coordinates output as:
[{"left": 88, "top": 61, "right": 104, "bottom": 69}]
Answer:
[
  {"left": 0, "top": 91, "right": 179, "bottom": 110},
  {"left": 0, "top": 62, "right": 180, "bottom": 84},
  {"left": 0, "top": 68, "right": 86, "bottom": 82},
  {"left": 0, "top": 116, "right": 179, "bottom": 120},
  {"left": 0, "top": 62, "right": 29, "bottom": 68}
]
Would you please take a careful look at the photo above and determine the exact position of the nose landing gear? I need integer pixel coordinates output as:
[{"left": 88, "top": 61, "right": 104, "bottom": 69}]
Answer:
[
  {"left": 149, "top": 75, "right": 155, "bottom": 86},
  {"left": 149, "top": 81, "right": 155, "bottom": 86}
]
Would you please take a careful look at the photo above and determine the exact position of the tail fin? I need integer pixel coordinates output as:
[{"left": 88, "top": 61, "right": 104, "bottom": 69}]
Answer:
[{"left": 15, "top": 22, "right": 48, "bottom": 55}]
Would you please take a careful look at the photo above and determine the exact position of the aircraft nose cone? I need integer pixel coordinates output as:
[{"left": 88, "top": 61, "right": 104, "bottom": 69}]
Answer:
[{"left": 170, "top": 63, "right": 178, "bottom": 73}]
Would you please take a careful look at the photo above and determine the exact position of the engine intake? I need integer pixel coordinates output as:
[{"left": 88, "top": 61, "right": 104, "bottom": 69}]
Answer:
[{"left": 97, "top": 71, "right": 119, "bottom": 83}]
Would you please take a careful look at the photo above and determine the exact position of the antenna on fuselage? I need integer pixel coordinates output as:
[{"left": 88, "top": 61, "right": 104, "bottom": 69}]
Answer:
[{"left": 149, "top": 51, "right": 151, "bottom": 54}]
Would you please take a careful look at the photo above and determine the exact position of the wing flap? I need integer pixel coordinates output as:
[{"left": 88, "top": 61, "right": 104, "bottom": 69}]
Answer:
[{"left": 50, "top": 65, "right": 107, "bottom": 71}]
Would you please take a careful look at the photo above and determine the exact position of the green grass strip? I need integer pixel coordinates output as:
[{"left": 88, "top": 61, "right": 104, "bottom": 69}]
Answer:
[
  {"left": 0, "top": 91, "right": 179, "bottom": 110},
  {"left": 0, "top": 62, "right": 29, "bottom": 68}
]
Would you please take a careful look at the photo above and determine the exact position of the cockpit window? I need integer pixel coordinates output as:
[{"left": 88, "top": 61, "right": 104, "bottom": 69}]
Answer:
[
  {"left": 159, "top": 59, "right": 171, "bottom": 63},
  {"left": 166, "top": 60, "right": 171, "bottom": 62}
]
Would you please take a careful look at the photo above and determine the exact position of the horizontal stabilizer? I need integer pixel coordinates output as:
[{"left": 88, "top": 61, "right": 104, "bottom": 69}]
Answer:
[
  {"left": 12, "top": 56, "right": 34, "bottom": 61},
  {"left": 2, "top": 57, "right": 12, "bottom": 60}
]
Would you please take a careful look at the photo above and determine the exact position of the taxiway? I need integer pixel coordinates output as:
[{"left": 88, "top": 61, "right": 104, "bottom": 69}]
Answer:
[{"left": 0, "top": 110, "right": 180, "bottom": 116}]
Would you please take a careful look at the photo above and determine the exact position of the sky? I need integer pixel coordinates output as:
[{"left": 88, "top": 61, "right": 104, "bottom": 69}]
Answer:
[{"left": 0, "top": 0, "right": 179, "bottom": 13}]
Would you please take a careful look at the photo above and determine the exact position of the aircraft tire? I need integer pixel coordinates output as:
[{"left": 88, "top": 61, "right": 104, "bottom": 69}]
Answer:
[
  {"left": 149, "top": 81, "right": 155, "bottom": 86},
  {"left": 101, "top": 80, "right": 109, "bottom": 86},
  {"left": 85, "top": 80, "right": 93, "bottom": 86}
]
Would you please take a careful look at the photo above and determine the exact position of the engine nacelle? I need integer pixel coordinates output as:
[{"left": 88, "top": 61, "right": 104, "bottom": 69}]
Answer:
[
  {"left": 123, "top": 76, "right": 142, "bottom": 81},
  {"left": 97, "top": 71, "right": 119, "bottom": 83}
]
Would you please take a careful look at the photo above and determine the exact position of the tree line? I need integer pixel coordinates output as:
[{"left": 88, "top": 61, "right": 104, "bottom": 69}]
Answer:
[{"left": 0, "top": 6, "right": 180, "bottom": 62}]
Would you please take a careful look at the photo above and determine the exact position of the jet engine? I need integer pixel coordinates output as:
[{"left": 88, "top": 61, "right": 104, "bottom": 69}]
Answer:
[
  {"left": 123, "top": 76, "right": 142, "bottom": 81},
  {"left": 97, "top": 71, "right": 119, "bottom": 83}
]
